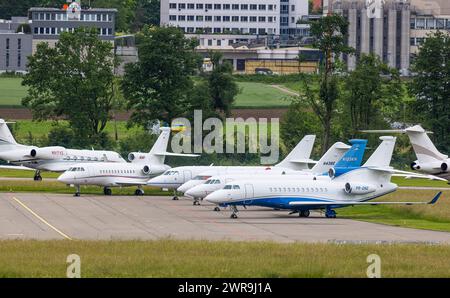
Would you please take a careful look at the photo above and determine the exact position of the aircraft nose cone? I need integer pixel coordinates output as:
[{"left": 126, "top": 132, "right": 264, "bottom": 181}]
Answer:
[
  {"left": 205, "top": 192, "right": 222, "bottom": 204},
  {"left": 147, "top": 176, "right": 163, "bottom": 186},
  {"left": 57, "top": 174, "right": 70, "bottom": 184},
  {"left": 177, "top": 183, "right": 191, "bottom": 194},
  {"left": 185, "top": 188, "right": 200, "bottom": 198}
]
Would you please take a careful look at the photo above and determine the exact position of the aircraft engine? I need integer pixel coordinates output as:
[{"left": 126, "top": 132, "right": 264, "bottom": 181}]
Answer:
[
  {"left": 142, "top": 165, "right": 151, "bottom": 175},
  {"left": 410, "top": 162, "right": 420, "bottom": 170},
  {"left": 30, "top": 146, "right": 67, "bottom": 160},
  {"left": 344, "top": 182, "right": 376, "bottom": 195},
  {"left": 128, "top": 152, "right": 147, "bottom": 162},
  {"left": 441, "top": 163, "right": 448, "bottom": 172}
]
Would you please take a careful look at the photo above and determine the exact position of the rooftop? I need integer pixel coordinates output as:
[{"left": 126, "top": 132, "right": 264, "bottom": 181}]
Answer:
[{"left": 29, "top": 7, "right": 118, "bottom": 12}]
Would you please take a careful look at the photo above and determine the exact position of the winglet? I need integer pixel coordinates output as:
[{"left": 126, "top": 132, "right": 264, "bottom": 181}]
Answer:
[{"left": 429, "top": 192, "right": 442, "bottom": 205}]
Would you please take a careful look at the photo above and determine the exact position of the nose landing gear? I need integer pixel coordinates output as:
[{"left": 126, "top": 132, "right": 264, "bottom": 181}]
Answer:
[
  {"left": 33, "top": 170, "right": 42, "bottom": 181},
  {"left": 135, "top": 188, "right": 144, "bottom": 196},
  {"left": 103, "top": 187, "right": 112, "bottom": 196},
  {"left": 230, "top": 205, "right": 239, "bottom": 219}
]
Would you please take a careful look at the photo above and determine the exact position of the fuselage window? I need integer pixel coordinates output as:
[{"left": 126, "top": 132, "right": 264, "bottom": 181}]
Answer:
[{"left": 233, "top": 185, "right": 240, "bottom": 190}]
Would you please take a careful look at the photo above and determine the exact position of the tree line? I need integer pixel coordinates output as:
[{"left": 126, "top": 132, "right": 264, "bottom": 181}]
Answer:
[{"left": 19, "top": 16, "right": 450, "bottom": 166}]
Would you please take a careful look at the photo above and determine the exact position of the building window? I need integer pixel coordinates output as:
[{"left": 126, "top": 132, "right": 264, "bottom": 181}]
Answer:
[
  {"left": 250, "top": 4, "right": 257, "bottom": 10},
  {"left": 238, "top": 4, "right": 246, "bottom": 10},
  {"left": 223, "top": 4, "right": 230, "bottom": 10},
  {"left": 178, "top": 3, "right": 186, "bottom": 10},
  {"left": 205, "top": 4, "right": 212, "bottom": 10},
  {"left": 259, "top": 5, "right": 266, "bottom": 10},
  {"left": 196, "top": 15, "right": 203, "bottom": 21},
  {"left": 187, "top": 15, "right": 194, "bottom": 21},
  {"left": 18, "top": 54, "right": 21, "bottom": 68},
  {"left": 6, "top": 38, "right": 9, "bottom": 50},
  {"left": 169, "top": 15, "right": 176, "bottom": 21},
  {"left": 187, "top": 3, "right": 194, "bottom": 9},
  {"left": 196, "top": 4, "right": 203, "bottom": 9},
  {"left": 214, "top": 16, "right": 221, "bottom": 22},
  {"left": 169, "top": 3, "right": 176, "bottom": 9},
  {"left": 214, "top": 4, "right": 221, "bottom": 10}
]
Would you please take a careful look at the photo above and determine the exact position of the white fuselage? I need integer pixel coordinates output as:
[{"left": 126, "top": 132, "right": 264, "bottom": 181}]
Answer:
[
  {"left": 185, "top": 172, "right": 330, "bottom": 199},
  {"left": 57, "top": 162, "right": 170, "bottom": 187},
  {"left": 411, "top": 158, "right": 450, "bottom": 180},
  {"left": 205, "top": 171, "right": 398, "bottom": 211},
  {"left": 148, "top": 165, "right": 295, "bottom": 190},
  {"left": 0, "top": 144, "right": 126, "bottom": 172}
]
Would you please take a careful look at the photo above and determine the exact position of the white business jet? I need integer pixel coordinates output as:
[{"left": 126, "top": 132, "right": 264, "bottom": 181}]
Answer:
[
  {"left": 184, "top": 141, "right": 351, "bottom": 204},
  {"left": 0, "top": 119, "right": 125, "bottom": 180},
  {"left": 57, "top": 127, "right": 197, "bottom": 196},
  {"left": 362, "top": 125, "right": 450, "bottom": 181},
  {"left": 205, "top": 136, "right": 443, "bottom": 219},
  {"left": 147, "top": 135, "right": 317, "bottom": 200}
]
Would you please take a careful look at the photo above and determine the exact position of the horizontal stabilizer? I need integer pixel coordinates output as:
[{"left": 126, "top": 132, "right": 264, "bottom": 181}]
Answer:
[
  {"left": 289, "top": 192, "right": 442, "bottom": 206},
  {"left": 367, "top": 167, "right": 447, "bottom": 181},
  {"left": 154, "top": 152, "right": 199, "bottom": 157},
  {"left": 288, "top": 159, "right": 318, "bottom": 164}
]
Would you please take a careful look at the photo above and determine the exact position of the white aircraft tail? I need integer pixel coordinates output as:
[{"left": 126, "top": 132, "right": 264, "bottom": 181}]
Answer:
[
  {"left": 0, "top": 119, "right": 17, "bottom": 145},
  {"left": 363, "top": 136, "right": 396, "bottom": 167},
  {"left": 275, "top": 135, "right": 316, "bottom": 170},
  {"left": 310, "top": 142, "right": 350, "bottom": 174},
  {"left": 405, "top": 125, "right": 447, "bottom": 163},
  {"left": 335, "top": 136, "right": 397, "bottom": 184},
  {"left": 145, "top": 127, "right": 198, "bottom": 165}
]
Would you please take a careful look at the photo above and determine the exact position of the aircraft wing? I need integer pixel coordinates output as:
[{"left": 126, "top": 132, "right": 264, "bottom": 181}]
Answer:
[
  {"left": 288, "top": 159, "right": 318, "bottom": 164},
  {"left": 0, "top": 165, "right": 34, "bottom": 171},
  {"left": 289, "top": 192, "right": 442, "bottom": 206},
  {"left": 154, "top": 152, "right": 199, "bottom": 157},
  {"left": 113, "top": 179, "right": 148, "bottom": 186}
]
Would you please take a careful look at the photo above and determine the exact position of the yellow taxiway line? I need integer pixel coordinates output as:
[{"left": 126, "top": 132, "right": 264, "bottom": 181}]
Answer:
[{"left": 12, "top": 196, "right": 72, "bottom": 240}]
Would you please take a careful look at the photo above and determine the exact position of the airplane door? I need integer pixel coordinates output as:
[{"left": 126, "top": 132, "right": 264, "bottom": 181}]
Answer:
[
  {"left": 244, "top": 184, "right": 254, "bottom": 199},
  {"left": 183, "top": 170, "right": 192, "bottom": 182}
]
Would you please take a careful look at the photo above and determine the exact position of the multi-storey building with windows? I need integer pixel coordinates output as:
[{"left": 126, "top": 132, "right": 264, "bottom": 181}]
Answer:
[
  {"left": 325, "top": 0, "right": 450, "bottom": 75},
  {"left": 29, "top": 6, "right": 117, "bottom": 53},
  {"left": 0, "top": 17, "right": 32, "bottom": 73},
  {"left": 160, "top": 0, "right": 309, "bottom": 46}
]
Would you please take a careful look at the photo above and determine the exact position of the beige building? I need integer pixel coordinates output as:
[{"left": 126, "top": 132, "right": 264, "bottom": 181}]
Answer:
[{"left": 325, "top": 0, "right": 450, "bottom": 75}]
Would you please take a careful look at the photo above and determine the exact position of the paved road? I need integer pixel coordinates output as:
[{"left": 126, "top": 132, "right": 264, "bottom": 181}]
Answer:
[{"left": 1, "top": 193, "right": 450, "bottom": 243}]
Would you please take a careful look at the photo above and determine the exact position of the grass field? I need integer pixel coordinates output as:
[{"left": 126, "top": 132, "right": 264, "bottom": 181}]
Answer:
[
  {"left": 0, "top": 239, "right": 449, "bottom": 277},
  {"left": 0, "top": 77, "right": 27, "bottom": 107},
  {"left": 0, "top": 180, "right": 167, "bottom": 196},
  {"left": 234, "top": 82, "right": 294, "bottom": 108},
  {"left": 0, "top": 78, "right": 293, "bottom": 109}
]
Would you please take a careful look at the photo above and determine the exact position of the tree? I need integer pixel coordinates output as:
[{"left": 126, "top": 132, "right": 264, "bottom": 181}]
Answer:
[
  {"left": 409, "top": 31, "right": 450, "bottom": 152},
  {"left": 206, "top": 51, "right": 239, "bottom": 117},
  {"left": 132, "top": 0, "right": 160, "bottom": 31},
  {"left": 343, "top": 54, "right": 403, "bottom": 134},
  {"left": 300, "top": 14, "right": 353, "bottom": 152},
  {"left": 121, "top": 26, "right": 200, "bottom": 127},
  {"left": 22, "top": 28, "right": 117, "bottom": 147}
]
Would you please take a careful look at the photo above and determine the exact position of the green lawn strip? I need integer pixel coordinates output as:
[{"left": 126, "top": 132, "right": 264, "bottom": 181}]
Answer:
[
  {"left": 0, "top": 240, "right": 449, "bottom": 277},
  {"left": 234, "top": 82, "right": 293, "bottom": 108},
  {"left": 391, "top": 176, "right": 450, "bottom": 188},
  {"left": 338, "top": 205, "right": 450, "bottom": 233},
  {"left": 0, "top": 180, "right": 166, "bottom": 196},
  {"left": 0, "top": 77, "right": 27, "bottom": 107}
]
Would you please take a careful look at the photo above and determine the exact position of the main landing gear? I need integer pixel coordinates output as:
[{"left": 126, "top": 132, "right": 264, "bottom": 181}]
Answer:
[
  {"left": 135, "top": 188, "right": 144, "bottom": 196},
  {"left": 193, "top": 197, "right": 202, "bottom": 206},
  {"left": 213, "top": 206, "right": 221, "bottom": 212},
  {"left": 230, "top": 205, "right": 239, "bottom": 219},
  {"left": 325, "top": 208, "right": 337, "bottom": 218},
  {"left": 103, "top": 187, "right": 112, "bottom": 196},
  {"left": 299, "top": 210, "right": 310, "bottom": 218},
  {"left": 172, "top": 190, "right": 179, "bottom": 201},
  {"left": 33, "top": 170, "right": 42, "bottom": 181},
  {"left": 74, "top": 185, "right": 81, "bottom": 197}
]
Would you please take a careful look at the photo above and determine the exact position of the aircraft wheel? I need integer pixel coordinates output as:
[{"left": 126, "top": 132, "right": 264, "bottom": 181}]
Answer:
[
  {"left": 193, "top": 200, "right": 200, "bottom": 206},
  {"left": 213, "top": 207, "right": 221, "bottom": 212},
  {"left": 299, "top": 210, "right": 310, "bottom": 217},
  {"left": 104, "top": 187, "right": 112, "bottom": 196},
  {"left": 172, "top": 196, "right": 179, "bottom": 201},
  {"left": 135, "top": 189, "right": 144, "bottom": 196},
  {"left": 74, "top": 192, "right": 80, "bottom": 197},
  {"left": 230, "top": 213, "right": 238, "bottom": 219},
  {"left": 325, "top": 210, "right": 336, "bottom": 218},
  {"left": 34, "top": 175, "right": 42, "bottom": 181}
]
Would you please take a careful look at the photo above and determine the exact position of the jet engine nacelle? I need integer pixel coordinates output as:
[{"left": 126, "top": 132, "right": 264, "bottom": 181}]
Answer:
[
  {"left": 441, "top": 163, "right": 448, "bottom": 172},
  {"left": 344, "top": 182, "right": 376, "bottom": 195},
  {"left": 30, "top": 146, "right": 67, "bottom": 160},
  {"left": 410, "top": 161, "right": 420, "bottom": 170},
  {"left": 128, "top": 152, "right": 147, "bottom": 162},
  {"left": 141, "top": 164, "right": 171, "bottom": 175},
  {"left": 416, "top": 162, "right": 446, "bottom": 173},
  {"left": 329, "top": 167, "right": 359, "bottom": 178}
]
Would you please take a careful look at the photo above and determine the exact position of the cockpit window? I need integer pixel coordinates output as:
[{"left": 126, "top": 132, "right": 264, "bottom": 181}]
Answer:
[
  {"left": 224, "top": 185, "right": 232, "bottom": 189},
  {"left": 233, "top": 185, "right": 240, "bottom": 189},
  {"left": 214, "top": 180, "right": 221, "bottom": 184}
]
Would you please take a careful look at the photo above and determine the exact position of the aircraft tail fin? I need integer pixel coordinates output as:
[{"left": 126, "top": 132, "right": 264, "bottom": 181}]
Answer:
[
  {"left": 363, "top": 136, "right": 396, "bottom": 167},
  {"left": 275, "top": 135, "right": 316, "bottom": 170},
  {"left": 335, "top": 139, "right": 367, "bottom": 168},
  {"left": 147, "top": 127, "right": 172, "bottom": 164},
  {"left": 405, "top": 125, "right": 447, "bottom": 163},
  {"left": 0, "top": 119, "right": 17, "bottom": 145},
  {"left": 310, "top": 142, "right": 350, "bottom": 174}
]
